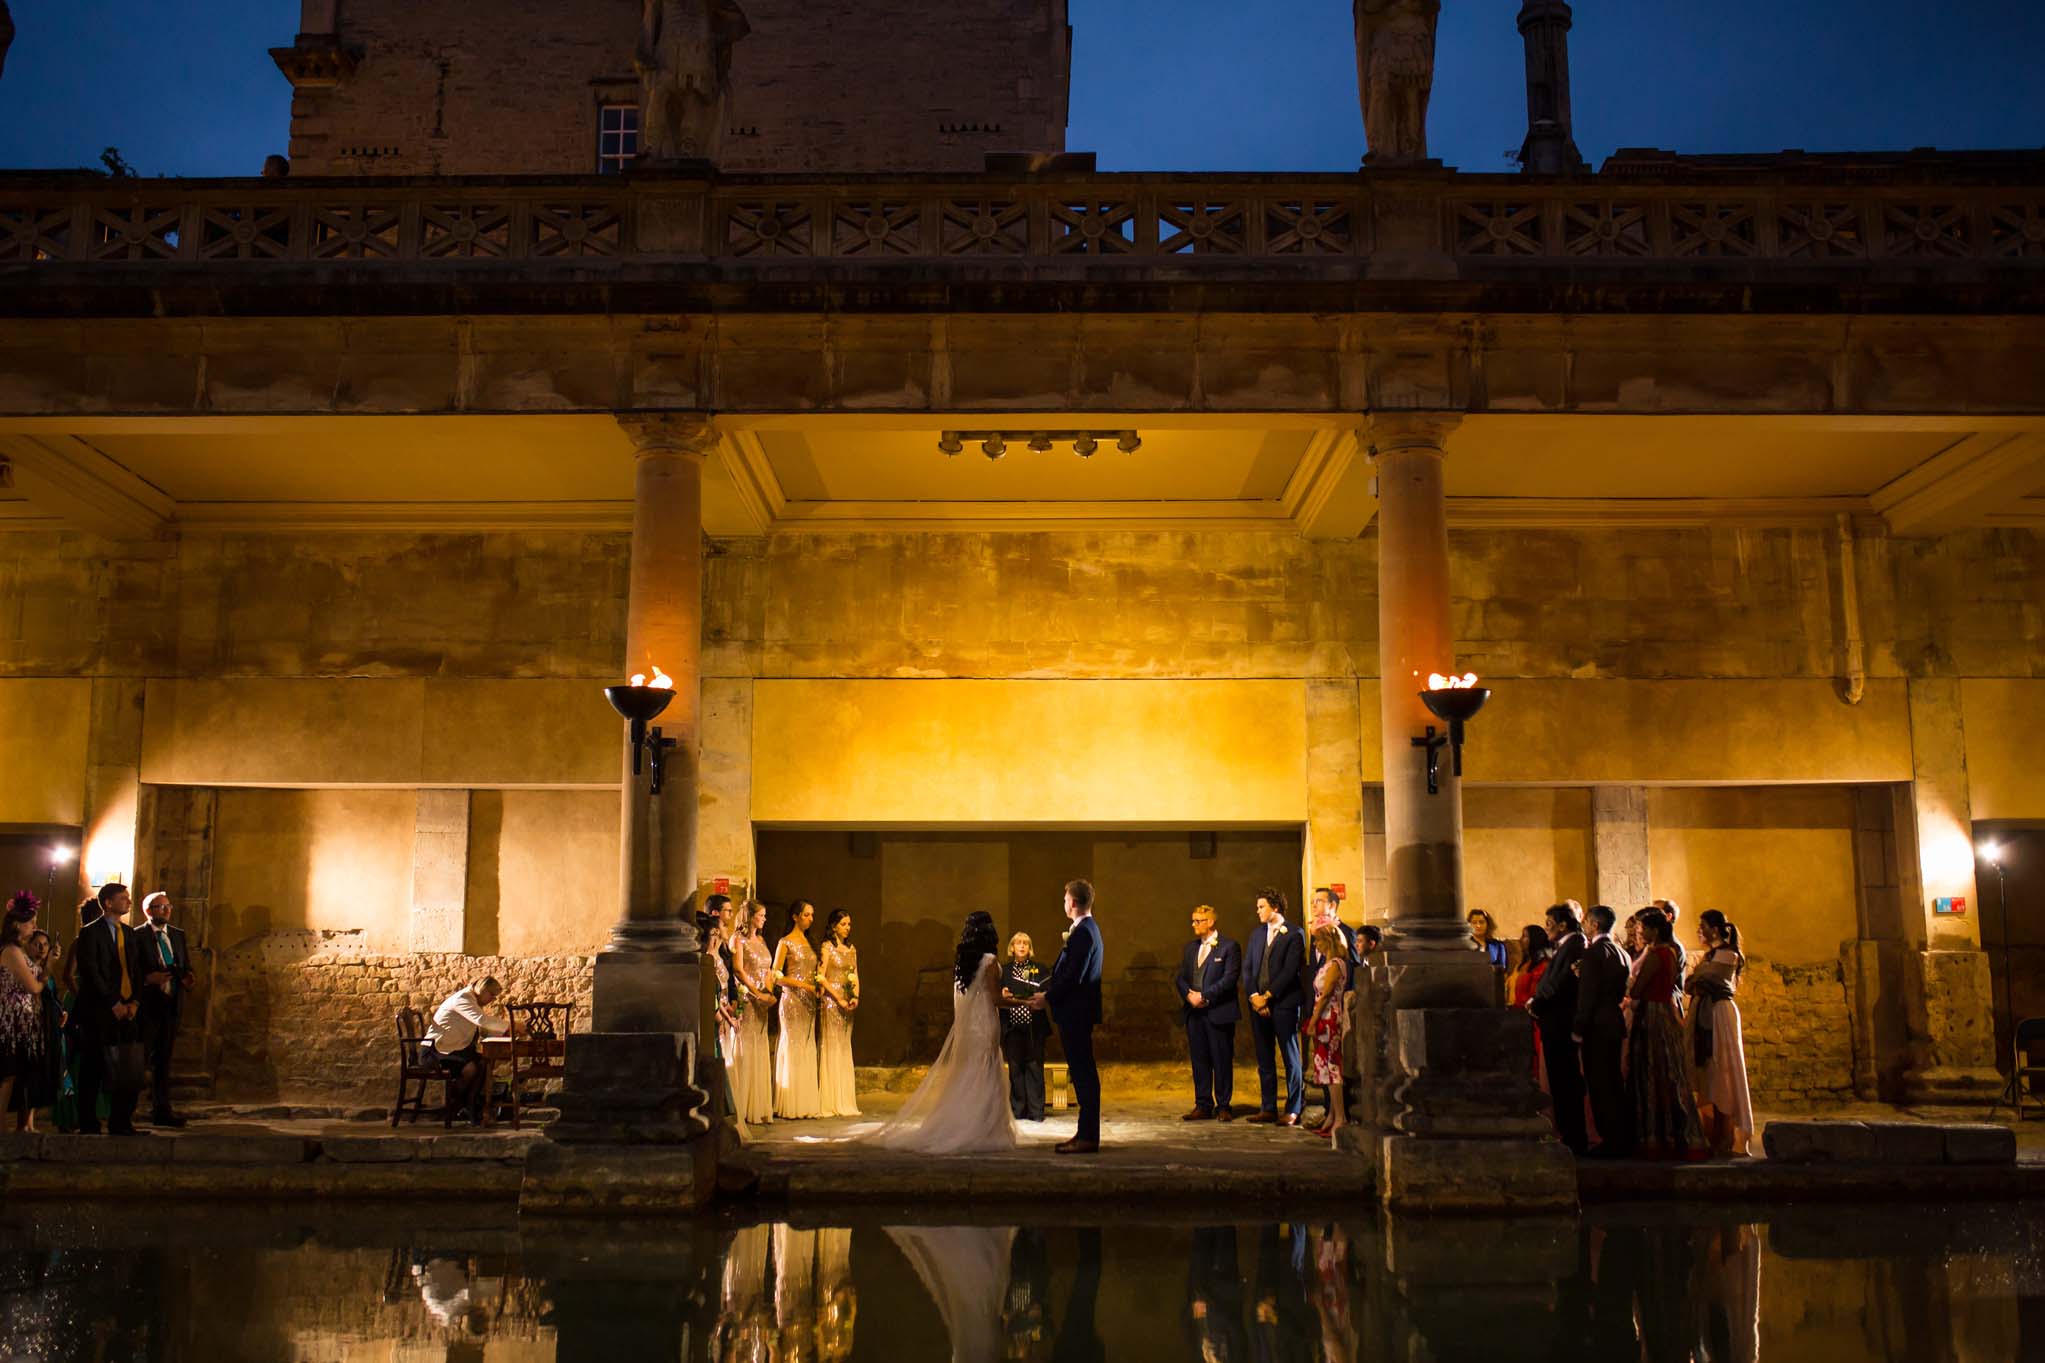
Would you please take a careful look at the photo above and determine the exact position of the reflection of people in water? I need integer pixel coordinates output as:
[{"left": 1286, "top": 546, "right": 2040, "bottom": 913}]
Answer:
[
  {"left": 1697, "top": 1224, "right": 1762, "bottom": 1363},
  {"left": 886, "top": 1224, "right": 1020, "bottom": 1363},
  {"left": 775, "top": 1223, "right": 820, "bottom": 1360},
  {"left": 1307, "top": 1225, "right": 1355, "bottom": 1363},
  {"left": 1185, "top": 1225, "right": 1248, "bottom": 1363},
  {"left": 1003, "top": 1228, "right": 1051, "bottom": 1361},
  {"left": 816, "top": 1227, "right": 857, "bottom": 1363},
  {"left": 713, "top": 1223, "right": 774, "bottom": 1362},
  {"left": 1552, "top": 1220, "right": 1764, "bottom": 1363},
  {"left": 413, "top": 1255, "right": 489, "bottom": 1335},
  {"left": 1250, "top": 1223, "right": 1314, "bottom": 1363},
  {"left": 1051, "top": 1227, "right": 1104, "bottom": 1363}
]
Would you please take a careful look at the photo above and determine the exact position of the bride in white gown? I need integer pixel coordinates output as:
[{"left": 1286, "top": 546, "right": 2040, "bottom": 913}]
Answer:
[{"left": 869, "top": 911, "right": 1018, "bottom": 1155}]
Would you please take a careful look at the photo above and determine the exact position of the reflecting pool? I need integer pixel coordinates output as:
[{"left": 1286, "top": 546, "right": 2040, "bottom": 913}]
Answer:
[{"left": 2, "top": 1201, "right": 2042, "bottom": 1361}]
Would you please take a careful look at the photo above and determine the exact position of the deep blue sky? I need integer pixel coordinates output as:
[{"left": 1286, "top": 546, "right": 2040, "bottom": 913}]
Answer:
[{"left": 1, "top": 1, "right": 2041, "bottom": 176}]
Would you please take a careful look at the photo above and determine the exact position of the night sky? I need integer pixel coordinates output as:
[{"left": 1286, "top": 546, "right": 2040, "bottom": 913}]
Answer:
[{"left": 0, "top": 0, "right": 2040, "bottom": 177}]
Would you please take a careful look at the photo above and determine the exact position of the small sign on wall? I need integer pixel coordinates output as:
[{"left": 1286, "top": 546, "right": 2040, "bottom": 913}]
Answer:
[
  {"left": 1332, "top": 883, "right": 1347, "bottom": 898},
  {"left": 713, "top": 876, "right": 731, "bottom": 895},
  {"left": 1933, "top": 895, "right": 1969, "bottom": 917}
]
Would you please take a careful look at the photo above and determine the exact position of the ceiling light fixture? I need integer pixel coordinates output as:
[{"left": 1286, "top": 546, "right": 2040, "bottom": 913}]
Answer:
[{"left": 937, "top": 430, "right": 1140, "bottom": 460}]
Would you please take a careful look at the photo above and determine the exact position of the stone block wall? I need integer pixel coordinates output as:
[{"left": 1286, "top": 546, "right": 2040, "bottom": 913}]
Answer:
[
  {"left": 209, "top": 930, "right": 593, "bottom": 1107},
  {"left": 1736, "top": 958, "right": 1857, "bottom": 1108}
]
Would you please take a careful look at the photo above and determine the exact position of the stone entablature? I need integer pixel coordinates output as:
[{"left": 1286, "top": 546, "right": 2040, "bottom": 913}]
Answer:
[{"left": 3, "top": 166, "right": 2043, "bottom": 271}]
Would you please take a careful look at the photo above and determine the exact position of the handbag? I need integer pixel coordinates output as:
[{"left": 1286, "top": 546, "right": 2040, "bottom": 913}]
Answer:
[{"left": 101, "top": 1040, "right": 147, "bottom": 1094}]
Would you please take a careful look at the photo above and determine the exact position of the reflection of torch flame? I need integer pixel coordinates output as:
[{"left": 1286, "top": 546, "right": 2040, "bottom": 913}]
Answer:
[
  {"left": 627, "top": 665, "right": 676, "bottom": 690},
  {"left": 1426, "top": 672, "right": 1480, "bottom": 691}
]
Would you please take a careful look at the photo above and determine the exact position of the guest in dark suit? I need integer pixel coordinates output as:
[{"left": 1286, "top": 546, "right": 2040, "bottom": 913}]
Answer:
[
  {"left": 1043, "top": 878, "right": 1104, "bottom": 1154},
  {"left": 135, "top": 891, "right": 196, "bottom": 1129},
  {"left": 1174, "top": 903, "right": 1242, "bottom": 1121},
  {"left": 74, "top": 883, "right": 148, "bottom": 1136},
  {"left": 1530, "top": 900, "right": 1588, "bottom": 1153},
  {"left": 1250, "top": 1222, "right": 1313, "bottom": 1363},
  {"left": 1243, "top": 889, "right": 1307, "bottom": 1126},
  {"left": 1576, "top": 903, "right": 1634, "bottom": 1158},
  {"left": 1000, "top": 931, "right": 1053, "bottom": 1121}
]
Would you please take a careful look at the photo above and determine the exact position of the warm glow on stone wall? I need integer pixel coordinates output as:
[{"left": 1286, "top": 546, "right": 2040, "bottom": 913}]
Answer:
[
  {"left": 751, "top": 679, "right": 1308, "bottom": 827},
  {"left": 0, "top": 679, "right": 91, "bottom": 825}
]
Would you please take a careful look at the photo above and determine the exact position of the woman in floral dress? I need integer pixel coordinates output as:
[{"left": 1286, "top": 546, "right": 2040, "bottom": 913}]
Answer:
[
  {"left": 1625, "top": 909, "right": 1706, "bottom": 1159},
  {"left": 1305, "top": 924, "right": 1350, "bottom": 1141}
]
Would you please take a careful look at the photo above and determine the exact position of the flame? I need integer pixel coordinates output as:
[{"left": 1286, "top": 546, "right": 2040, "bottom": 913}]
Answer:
[
  {"left": 1426, "top": 672, "right": 1480, "bottom": 691},
  {"left": 629, "top": 665, "right": 676, "bottom": 690}
]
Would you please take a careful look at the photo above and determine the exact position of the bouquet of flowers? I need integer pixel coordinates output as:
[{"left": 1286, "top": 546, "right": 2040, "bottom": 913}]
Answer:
[{"left": 846, "top": 970, "right": 860, "bottom": 1006}]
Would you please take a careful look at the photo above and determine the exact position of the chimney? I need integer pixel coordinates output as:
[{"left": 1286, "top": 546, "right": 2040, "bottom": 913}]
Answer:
[{"left": 1517, "top": 1, "right": 1586, "bottom": 173}]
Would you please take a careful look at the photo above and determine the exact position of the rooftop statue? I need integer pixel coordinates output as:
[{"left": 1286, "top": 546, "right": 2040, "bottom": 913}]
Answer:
[
  {"left": 636, "top": 0, "right": 752, "bottom": 165},
  {"left": 1353, "top": 0, "right": 1440, "bottom": 166}
]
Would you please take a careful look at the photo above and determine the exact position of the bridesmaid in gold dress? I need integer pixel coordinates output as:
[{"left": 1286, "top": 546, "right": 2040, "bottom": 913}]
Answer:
[
  {"left": 772, "top": 899, "right": 823, "bottom": 1119},
  {"left": 817, "top": 909, "right": 861, "bottom": 1117},
  {"left": 731, "top": 902, "right": 778, "bottom": 1126}
]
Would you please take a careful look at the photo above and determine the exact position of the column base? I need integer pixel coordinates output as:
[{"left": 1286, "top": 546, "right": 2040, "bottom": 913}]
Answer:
[
  {"left": 1377, "top": 951, "right": 1496, "bottom": 1010},
  {"left": 1901, "top": 948, "right": 2001, "bottom": 1105},
  {"left": 520, "top": 1139, "right": 717, "bottom": 1216},
  {"left": 544, "top": 1031, "right": 710, "bottom": 1146},
  {"left": 1899, "top": 1066, "right": 2005, "bottom": 1105},
  {"left": 1379, "top": 1134, "right": 1578, "bottom": 1213},
  {"left": 592, "top": 942, "right": 700, "bottom": 1034}
]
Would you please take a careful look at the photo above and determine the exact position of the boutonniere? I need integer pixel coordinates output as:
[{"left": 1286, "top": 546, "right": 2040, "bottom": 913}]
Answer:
[{"left": 1274, "top": 925, "right": 1288, "bottom": 936}]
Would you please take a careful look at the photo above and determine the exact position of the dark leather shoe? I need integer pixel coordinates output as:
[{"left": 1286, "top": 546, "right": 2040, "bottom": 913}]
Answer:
[
  {"left": 1245, "top": 1110, "right": 1277, "bottom": 1125},
  {"left": 1181, "top": 1108, "right": 1213, "bottom": 1122},
  {"left": 1214, "top": 1106, "right": 1235, "bottom": 1123},
  {"left": 1279, "top": 1113, "right": 1301, "bottom": 1128},
  {"left": 1055, "top": 1138, "right": 1100, "bottom": 1155}
]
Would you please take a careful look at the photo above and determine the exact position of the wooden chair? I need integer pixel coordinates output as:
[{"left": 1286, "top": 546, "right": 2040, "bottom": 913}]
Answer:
[
  {"left": 504, "top": 1001, "right": 574, "bottom": 1130},
  {"left": 2008, "top": 1016, "right": 2045, "bottom": 1120},
  {"left": 391, "top": 1007, "right": 457, "bottom": 1128}
]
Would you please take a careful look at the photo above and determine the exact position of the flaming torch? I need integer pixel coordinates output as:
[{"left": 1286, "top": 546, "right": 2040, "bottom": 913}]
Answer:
[
  {"left": 605, "top": 664, "right": 679, "bottom": 793},
  {"left": 1413, "top": 672, "right": 1492, "bottom": 796}
]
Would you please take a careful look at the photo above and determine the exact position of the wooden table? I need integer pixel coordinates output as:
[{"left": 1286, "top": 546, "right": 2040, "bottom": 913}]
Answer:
[{"left": 477, "top": 1035, "right": 513, "bottom": 1127}]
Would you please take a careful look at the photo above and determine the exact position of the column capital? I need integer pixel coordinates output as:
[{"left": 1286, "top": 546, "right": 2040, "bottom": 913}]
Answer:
[
  {"left": 1362, "top": 411, "right": 1462, "bottom": 456},
  {"left": 617, "top": 412, "right": 719, "bottom": 460}
]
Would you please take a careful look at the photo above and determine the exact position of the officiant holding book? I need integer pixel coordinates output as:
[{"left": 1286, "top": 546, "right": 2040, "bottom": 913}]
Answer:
[{"left": 999, "top": 931, "right": 1051, "bottom": 1121}]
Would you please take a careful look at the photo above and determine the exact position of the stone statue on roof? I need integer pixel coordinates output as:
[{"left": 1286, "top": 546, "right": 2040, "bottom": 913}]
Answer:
[
  {"left": 636, "top": 0, "right": 752, "bottom": 165},
  {"left": 1353, "top": 0, "right": 1440, "bottom": 166}
]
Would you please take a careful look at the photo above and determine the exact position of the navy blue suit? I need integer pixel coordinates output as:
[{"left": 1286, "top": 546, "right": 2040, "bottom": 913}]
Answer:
[
  {"left": 1174, "top": 934, "right": 1241, "bottom": 1113},
  {"left": 1243, "top": 919, "right": 1307, "bottom": 1118},
  {"left": 1045, "top": 915, "right": 1104, "bottom": 1141}
]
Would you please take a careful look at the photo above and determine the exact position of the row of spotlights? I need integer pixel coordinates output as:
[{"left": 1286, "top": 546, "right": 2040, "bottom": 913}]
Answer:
[{"left": 939, "top": 431, "right": 1142, "bottom": 460}]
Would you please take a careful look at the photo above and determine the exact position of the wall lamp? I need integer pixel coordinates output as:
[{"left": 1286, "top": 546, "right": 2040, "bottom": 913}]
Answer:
[
  {"left": 605, "top": 665, "right": 679, "bottom": 795},
  {"left": 1413, "top": 672, "right": 1491, "bottom": 796},
  {"left": 939, "top": 430, "right": 1141, "bottom": 461}
]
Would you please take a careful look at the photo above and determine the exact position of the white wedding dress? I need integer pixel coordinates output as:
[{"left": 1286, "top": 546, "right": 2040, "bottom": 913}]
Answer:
[{"left": 869, "top": 954, "right": 1018, "bottom": 1154}]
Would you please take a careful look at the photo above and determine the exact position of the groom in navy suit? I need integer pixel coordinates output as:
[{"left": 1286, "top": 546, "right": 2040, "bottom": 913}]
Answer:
[
  {"left": 1173, "top": 902, "right": 1241, "bottom": 1121},
  {"left": 1044, "top": 877, "right": 1104, "bottom": 1154},
  {"left": 1242, "top": 887, "right": 1307, "bottom": 1126}
]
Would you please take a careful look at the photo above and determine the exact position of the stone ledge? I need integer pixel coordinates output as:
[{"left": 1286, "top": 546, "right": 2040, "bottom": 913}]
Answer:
[
  {"left": 1762, "top": 1118, "right": 2015, "bottom": 1166},
  {"left": 318, "top": 1136, "right": 418, "bottom": 1163},
  {"left": 171, "top": 1134, "right": 314, "bottom": 1165}
]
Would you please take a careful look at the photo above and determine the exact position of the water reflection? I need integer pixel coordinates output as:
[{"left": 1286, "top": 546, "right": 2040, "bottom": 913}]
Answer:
[{"left": 0, "top": 1204, "right": 2038, "bottom": 1361}]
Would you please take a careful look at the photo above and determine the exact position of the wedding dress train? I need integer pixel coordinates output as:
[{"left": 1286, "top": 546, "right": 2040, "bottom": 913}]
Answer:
[
  {"left": 869, "top": 954, "right": 1018, "bottom": 1155},
  {"left": 884, "top": 1224, "right": 1018, "bottom": 1363}
]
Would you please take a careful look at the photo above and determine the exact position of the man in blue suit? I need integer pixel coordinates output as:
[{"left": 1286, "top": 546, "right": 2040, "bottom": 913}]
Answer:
[
  {"left": 1044, "top": 877, "right": 1104, "bottom": 1154},
  {"left": 1242, "top": 888, "right": 1307, "bottom": 1126},
  {"left": 1173, "top": 902, "right": 1241, "bottom": 1121}
]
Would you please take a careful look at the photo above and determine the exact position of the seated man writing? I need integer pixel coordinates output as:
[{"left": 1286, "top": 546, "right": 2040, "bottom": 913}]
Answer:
[{"left": 424, "top": 975, "right": 509, "bottom": 1123}]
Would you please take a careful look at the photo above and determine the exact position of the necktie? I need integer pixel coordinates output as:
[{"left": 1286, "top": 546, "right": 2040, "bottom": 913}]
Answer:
[
  {"left": 114, "top": 923, "right": 131, "bottom": 999},
  {"left": 1196, "top": 938, "right": 1212, "bottom": 971}
]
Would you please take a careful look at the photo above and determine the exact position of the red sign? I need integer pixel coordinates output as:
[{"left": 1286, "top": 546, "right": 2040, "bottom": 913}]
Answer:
[
  {"left": 1331, "top": 883, "right": 1347, "bottom": 898},
  {"left": 713, "top": 876, "right": 730, "bottom": 895},
  {"left": 1933, "top": 895, "right": 1967, "bottom": 917}
]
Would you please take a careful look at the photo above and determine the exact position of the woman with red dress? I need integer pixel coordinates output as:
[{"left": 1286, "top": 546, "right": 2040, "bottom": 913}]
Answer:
[
  {"left": 1508, "top": 923, "right": 1552, "bottom": 1088},
  {"left": 1625, "top": 909, "right": 1706, "bottom": 1159},
  {"left": 1306, "top": 925, "right": 1350, "bottom": 1140}
]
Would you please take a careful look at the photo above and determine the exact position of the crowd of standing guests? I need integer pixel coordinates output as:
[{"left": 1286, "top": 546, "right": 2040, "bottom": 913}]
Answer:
[
  {"left": 1511, "top": 897, "right": 1755, "bottom": 1160},
  {"left": 0, "top": 882, "right": 195, "bottom": 1137},
  {"left": 698, "top": 894, "right": 861, "bottom": 1129}
]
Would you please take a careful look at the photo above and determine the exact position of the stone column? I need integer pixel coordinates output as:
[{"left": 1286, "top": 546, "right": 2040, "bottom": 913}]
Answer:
[
  {"left": 1897, "top": 678, "right": 2000, "bottom": 1102},
  {"left": 594, "top": 413, "right": 714, "bottom": 1033},
  {"left": 1361, "top": 412, "right": 1573, "bottom": 1210},
  {"left": 1590, "top": 785, "right": 1651, "bottom": 909},
  {"left": 1515, "top": 1, "right": 1586, "bottom": 173},
  {"left": 1370, "top": 413, "right": 1478, "bottom": 972}
]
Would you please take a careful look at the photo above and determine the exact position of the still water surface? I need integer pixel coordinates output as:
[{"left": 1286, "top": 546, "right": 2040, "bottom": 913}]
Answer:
[{"left": 2, "top": 1202, "right": 2043, "bottom": 1361}]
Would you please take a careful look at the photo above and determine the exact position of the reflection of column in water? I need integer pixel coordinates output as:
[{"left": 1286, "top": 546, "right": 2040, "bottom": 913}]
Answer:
[
  {"left": 775, "top": 1223, "right": 820, "bottom": 1358},
  {"left": 816, "top": 1227, "right": 856, "bottom": 1362},
  {"left": 716, "top": 1223, "right": 774, "bottom": 1362}
]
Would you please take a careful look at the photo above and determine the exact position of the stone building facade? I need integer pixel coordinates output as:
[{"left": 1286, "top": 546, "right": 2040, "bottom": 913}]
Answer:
[
  {"left": 272, "top": 0, "right": 1072, "bottom": 175},
  {"left": 2, "top": 10, "right": 2042, "bottom": 1122}
]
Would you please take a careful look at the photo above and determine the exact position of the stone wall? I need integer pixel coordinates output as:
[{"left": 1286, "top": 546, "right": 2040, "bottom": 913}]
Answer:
[
  {"left": 1737, "top": 957, "right": 1858, "bottom": 1108},
  {"left": 209, "top": 931, "right": 593, "bottom": 1107},
  {"left": 284, "top": 0, "right": 1069, "bottom": 175}
]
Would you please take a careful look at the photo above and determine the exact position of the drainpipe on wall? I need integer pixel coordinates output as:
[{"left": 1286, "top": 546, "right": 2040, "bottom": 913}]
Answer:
[{"left": 1836, "top": 513, "right": 1866, "bottom": 706}]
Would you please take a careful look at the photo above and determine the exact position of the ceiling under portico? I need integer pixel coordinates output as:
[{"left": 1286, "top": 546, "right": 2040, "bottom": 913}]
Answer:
[{"left": 1, "top": 412, "right": 2042, "bottom": 541}]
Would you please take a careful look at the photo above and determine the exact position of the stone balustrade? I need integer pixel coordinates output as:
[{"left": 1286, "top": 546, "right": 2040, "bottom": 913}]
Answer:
[{"left": 2, "top": 169, "right": 2041, "bottom": 268}]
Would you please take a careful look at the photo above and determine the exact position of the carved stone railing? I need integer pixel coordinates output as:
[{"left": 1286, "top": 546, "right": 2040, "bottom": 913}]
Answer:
[{"left": 2, "top": 173, "right": 2043, "bottom": 267}]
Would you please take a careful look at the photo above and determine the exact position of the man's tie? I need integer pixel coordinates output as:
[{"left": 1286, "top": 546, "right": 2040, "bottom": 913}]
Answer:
[
  {"left": 1196, "top": 938, "right": 1212, "bottom": 971},
  {"left": 114, "top": 923, "right": 131, "bottom": 1000},
  {"left": 155, "top": 929, "right": 175, "bottom": 993}
]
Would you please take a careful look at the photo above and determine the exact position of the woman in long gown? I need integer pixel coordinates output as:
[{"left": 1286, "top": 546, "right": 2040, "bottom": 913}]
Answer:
[
  {"left": 1509, "top": 924, "right": 1552, "bottom": 1089},
  {"left": 1625, "top": 908, "right": 1706, "bottom": 1159},
  {"left": 870, "top": 911, "right": 1018, "bottom": 1155},
  {"left": 730, "top": 902, "right": 778, "bottom": 1126},
  {"left": 0, "top": 897, "right": 45, "bottom": 1132},
  {"left": 1306, "top": 926, "right": 1349, "bottom": 1140},
  {"left": 701, "top": 910, "right": 746, "bottom": 1137},
  {"left": 1685, "top": 909, "right": 1756, "bottom": 1157},
  {"left": 772, "top": 899, "right": 823, "bottom": 1119},
  {"left": 817, "top": 909, "right": 861, "bottom": 1118}
]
